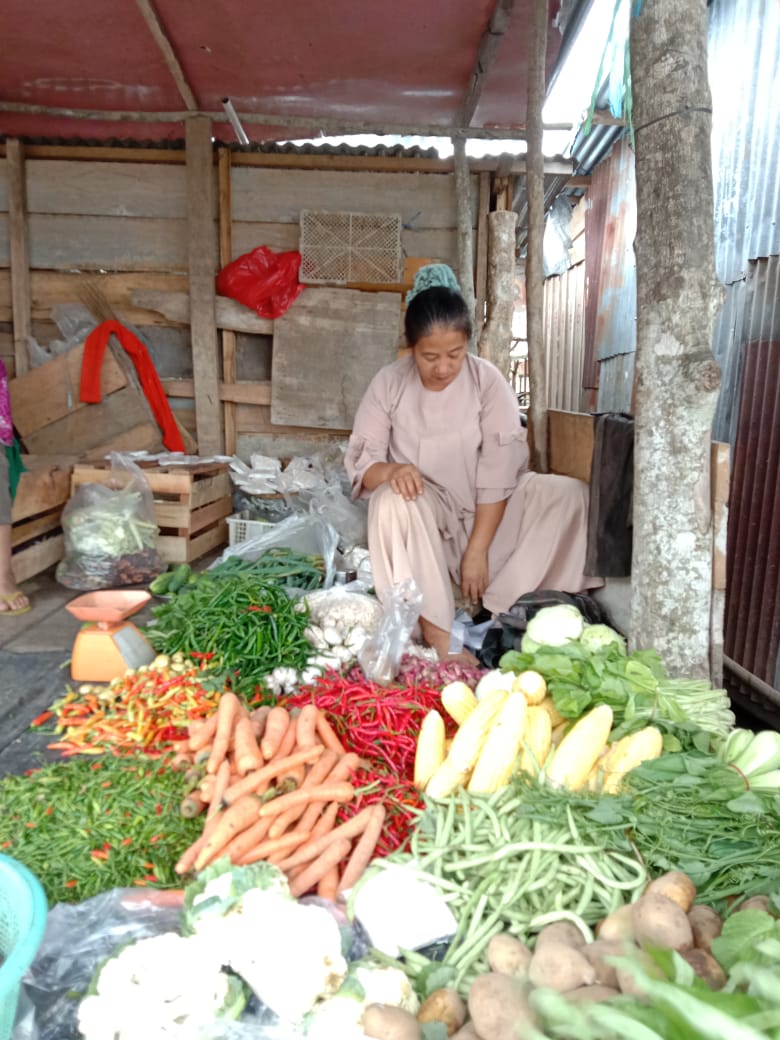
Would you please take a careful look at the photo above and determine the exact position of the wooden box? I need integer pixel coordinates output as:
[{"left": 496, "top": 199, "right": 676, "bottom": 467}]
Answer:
[
  {"left": 70, "top": 460, "right": 232, "bottom": 565},
  {"left": 11, "top": 456, "right": 79, "bottom": 582}
]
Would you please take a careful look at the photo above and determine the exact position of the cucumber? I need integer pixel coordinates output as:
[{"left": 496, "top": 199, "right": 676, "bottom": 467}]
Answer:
[
  {"left": 166, "top": 563, "right": 193, "bottom": 594},
  {"left": 149, "top": 570, "right": 172, "bottom": 596}
]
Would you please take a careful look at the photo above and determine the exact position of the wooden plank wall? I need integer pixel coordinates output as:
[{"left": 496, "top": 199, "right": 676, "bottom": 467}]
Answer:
[{"left": 0, "top": 149, "right": 476, "bottom": 458}]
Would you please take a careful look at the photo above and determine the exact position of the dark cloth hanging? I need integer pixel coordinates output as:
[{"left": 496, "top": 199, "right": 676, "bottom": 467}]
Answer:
[{"left": 585, "top": 412, "right": 634, "bottom": 578}]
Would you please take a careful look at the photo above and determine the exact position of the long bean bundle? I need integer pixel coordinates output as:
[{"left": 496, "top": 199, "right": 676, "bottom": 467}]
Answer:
[
  {"left": 145, "top": 575, "right": 313, "bottom": 697},
  {"left": 379, "top": 776, "right": 647, "bottom": 989}
]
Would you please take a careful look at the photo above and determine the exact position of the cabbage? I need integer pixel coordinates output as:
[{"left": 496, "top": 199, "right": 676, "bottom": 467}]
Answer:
[
  {"left": 579, "top": 623, "right": 626, "bottom": 655},
  {"left": 525, "top": 604, "right": 584, "bottom": 648}
]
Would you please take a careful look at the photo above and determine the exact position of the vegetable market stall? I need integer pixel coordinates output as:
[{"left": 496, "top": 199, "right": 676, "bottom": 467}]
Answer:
[{"left": 4, "top": 565, "right": 780, "bottom": 1040}]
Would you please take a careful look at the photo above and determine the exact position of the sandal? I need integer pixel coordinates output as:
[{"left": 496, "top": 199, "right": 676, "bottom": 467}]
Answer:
[{"left": 0, "top": 591, "right": 31, "bottom": 616}]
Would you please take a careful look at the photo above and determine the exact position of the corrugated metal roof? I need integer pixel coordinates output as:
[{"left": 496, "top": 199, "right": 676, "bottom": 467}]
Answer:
[{"left": 710, "top": 0, "right": 780, "bottom": 285}]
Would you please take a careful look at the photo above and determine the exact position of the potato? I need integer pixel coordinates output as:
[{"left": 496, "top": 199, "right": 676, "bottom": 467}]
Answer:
[
  {"left": 417, "top": 989, "right": 467, "bottom": 1037},
  {"left": 486, "top": 933, "right": 532, "bottom": 977},
  {"left": 534, "top": 920, "right": 587, "bottom": 951},
  {"left": 687, "top": 904, "right": 723, "bottom": 952},
  {"left": 527, "top": 941, "right": 596, "bottom": 993},
  {"left": 565, "top": 984, "right": 621, "bottom": 1004},
  {"left": 681, "top": 948, "right": 728, "bottom": 990},
  {"left": 596, "top": 903, "right": 635, "bottom": 944},
  {"left": 467, "top": 972, "right": 535, "bottom": 1040},
  {"left": 735, "top": 894, "right": 776, "bottom": 915},
  {"left": 632, "top": 893, "right": 694, "bottom": 952},
  {"left": 582, "top": 939, "right": 629, "bottom": 989},
  {"left": 645, "top": 870, "right": 697, "bottom": 912},
  {"left": 363, "top": 1004, "right": 422, "bottom": 1040},
  {"left": 615, "top": 948, "right": 666, "bottom": 998},
  {"left": 450, "top": 1025, "right": 483, "bottom": 1040}
]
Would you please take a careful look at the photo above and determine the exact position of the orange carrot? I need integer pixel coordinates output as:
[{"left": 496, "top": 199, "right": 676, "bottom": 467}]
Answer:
[
  {"left": 222, "top": 815, "right": 272, "bottom": 864},
  {"left": 277, "top": 805, "right": 376, "bottom": 872},
  {"left": 257, "top": 781, "right": 354, "bottom": 820},
  {"left": 180, "top": 791, "right": 207, "bottom": 818},
  {"left": 169, "top": 749, "right": 195, "bottom": 770},
  {"left": 175, "top": 814, "right": 220, "bottom": 875},
  {"left": 189, "top": 712, "right": 218, "bottom": 752},
  {"left": 268, "top": 749, "right": 341, "bottom": 838},
  {"left": 308, "top": 801, "right": 341, "bottom": 841},
  {"left": 207, "top": 760, "right": 231, "bottom": 820},
  {"left": 260, "top": 705, "right": 290, "bottom": 760},
  {"left": 207, "top": 692, "right": 242, "bottom": 774},
  {"left": 317, "top": 864, "right": 340, "bottom": 902},
  {"left": 250, "top": 705, "right": 271, "bottom": 740},
  {"left": 194, "top": 794, "right": 262, "bottom": 871},
  {"left": 295, "top": 704, "right": 320, "bottom": 749},
  {"left": 222, "top": 745, "right": 325, "bottom": 805},
  {"left": 199, "top": 773, "right": 216, "bottom": 803},
  {"left": 289, "top": 837, "right": 352, "bottom": 899},
  {"left": 239, "top": 829, "right": 310, "bottom": 866},
  {"left": 315, "top": 711, "right": 347, "bottom": 754},
  {"left": 233, "top": 713, "right": 264, "bottom": 775},
  {"left": 296, "top": 753, "right": 360, "bottom": 834},
  {"left": 337, "top": 804, "right": 386, "bottom": 892}
]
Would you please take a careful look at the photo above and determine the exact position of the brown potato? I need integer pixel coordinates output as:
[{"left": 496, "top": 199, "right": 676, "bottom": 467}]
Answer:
[
  {"left": 527, "top": 941, "right": 596, "bottom": 993},
  {"left": 363, "top": 1004, "right": 422, "bottom": 1040},
  {"left": 596, "top": 903, "right": 636, "bottom": 944},
  {"left": 687, "top": 904, "right": 723, "bottom": 952},
  {"left": 645, "top": 871, "right": 697, "bottom": 912},
  {"left": 615, "top": 948, "right": 666, "bottom": 998},
  {"left": 486, "top": 933, "right": 532, "bottom": 977},
  {"left": 467, "top": 973, "right": 535, "bottom": 1040},
  {"left": 681, "top": 948, "right": 728, "bottom": 990},
  {"left": 534, "top": 920, "right": 587, "bottom": 951},
  {"left": 632, "top": 893, "right": 694, "bottom": 952},
  {"left": 417, "top": 989, "right": 467, "bottom": 1037},
  {"left": 735, "top": 895, "right": 776, "bottom": 915},
  {"left": 565, "top": 984, "right": 621, "bottom": 1004},
  {"left": 582, "top": 939, "right": 630, "bottom": 989}
]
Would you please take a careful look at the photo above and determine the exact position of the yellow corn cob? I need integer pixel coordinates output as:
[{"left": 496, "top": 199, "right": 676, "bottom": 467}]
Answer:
[
  {"left": 447, "top": 687, "right": 509, "bottom": 774},
  {"left": 512, "top": 669, "right": 548, "bottom": 705},
  {"left": 546, "top": 704, "right": 614, "bottom": 791},
  {"left": 537, "top": 696, "right": 565, "bottom": 728},
  {"left": 414, "top": 709, "right": 446, "bottom": 791},
  {"left": 468, "top": 693, "right": 527, "bottom": 793},
  {"left": 441, "top": 681, "right": 479, "bottom": 726},
  {"left": 597, "top": 726, "right": 664, "bottom": 794},
  {"left": 518, "top": 704, "right": 553, "bottom": 776},
  {"left": 425, "top": 759, "right": 471, "bottom": 799}
]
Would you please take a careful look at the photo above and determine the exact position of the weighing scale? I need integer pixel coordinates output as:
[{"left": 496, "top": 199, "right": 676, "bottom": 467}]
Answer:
[{"left": 66, "top": 589, "right": 156, "bottom": 682}]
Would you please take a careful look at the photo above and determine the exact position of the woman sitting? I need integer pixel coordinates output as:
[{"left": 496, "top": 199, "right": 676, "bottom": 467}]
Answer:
[
  {"left": 0, "top": 358, "right": 30, "bottom": 616},
  {"left": 344, "top": 267, "right": 599, "bottom": 660}
]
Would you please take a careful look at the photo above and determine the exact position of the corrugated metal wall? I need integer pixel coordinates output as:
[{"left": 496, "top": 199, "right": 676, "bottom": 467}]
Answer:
[{"left": 542, "top": 261, "right": 586, "bottom": 411}]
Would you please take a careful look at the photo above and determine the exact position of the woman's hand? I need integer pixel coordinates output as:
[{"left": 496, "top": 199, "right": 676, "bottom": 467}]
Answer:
[
  {"left": 388, "top": 463, "right": 424, "bottom": 501},
  {"left": 460, "top": 545, "right": 489, "bottom": 604}
]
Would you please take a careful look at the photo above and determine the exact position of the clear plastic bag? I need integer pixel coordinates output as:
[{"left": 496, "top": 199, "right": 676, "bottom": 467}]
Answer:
[
  {"left": 307, "top": 484, "right": 368, "bottom": 553},
  {"left": 358, "top": 578, "right": 423, "bottom": 685},
  {"left": 55, "top": 453, "right": 165, "bottom": 590},
  {"left": 212, "top": 513, "right": 339, "bottom": 588}
]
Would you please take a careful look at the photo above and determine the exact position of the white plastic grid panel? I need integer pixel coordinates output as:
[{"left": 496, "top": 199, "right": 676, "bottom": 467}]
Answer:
[{"left": 299, "top": 210, "right": 403, "bottom": 284}]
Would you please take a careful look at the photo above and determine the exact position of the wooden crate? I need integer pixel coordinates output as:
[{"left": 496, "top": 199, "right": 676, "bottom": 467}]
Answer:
[
  {"left": 11, "top": 456, "right": 79, "bottom": 582},
  {"left": 70, "top": 460, "right": 232, "bottom": 564}
]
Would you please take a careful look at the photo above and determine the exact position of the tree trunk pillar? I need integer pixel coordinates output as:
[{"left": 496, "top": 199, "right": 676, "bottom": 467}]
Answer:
[
  {"left": 478, "top": 210, "right": 518, "bottom": 379},
  {"left": 629, "top": 0, "right": 723, "bottom": 676}
]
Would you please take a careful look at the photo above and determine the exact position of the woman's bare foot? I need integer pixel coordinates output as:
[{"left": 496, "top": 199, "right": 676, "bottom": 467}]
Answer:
[
  {"left": 0, "top": 586, "right": 30, "bottom": 614},
  {"left": 419, "top": 616, "right": 480, "bottom": 666}
]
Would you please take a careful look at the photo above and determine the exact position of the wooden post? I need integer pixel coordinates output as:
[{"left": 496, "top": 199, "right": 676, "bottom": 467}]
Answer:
[
  {"left": 477, "top": 210, "right": 518, "bottom": 378},
  {"left": 7, "top": 139, "right": 31, "bottom": 376},
  {"left": 474, "top": 171, "right": 491, "bottom": 337},
  {"left": 218, "top": 147, "right": 238, "bottom": 456},
  {"left": 525, "top": 0, "right": 549, "bottom": 473},
  {"left": 186, "top": 116, "right": 223, "bottom": 455},
  {"left": 629, "top": 0, "right": 723, "bottom": 676},
  {"left": 453, "top": 138, "right": 477, "bottom": 341}
]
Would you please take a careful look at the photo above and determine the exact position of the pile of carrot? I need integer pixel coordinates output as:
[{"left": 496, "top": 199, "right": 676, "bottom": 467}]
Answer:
[{"left": 174, "top": 694, "right": 386, "bottom": 900}]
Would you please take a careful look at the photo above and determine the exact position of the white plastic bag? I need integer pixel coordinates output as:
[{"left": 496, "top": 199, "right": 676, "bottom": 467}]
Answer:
[
  {"left": 212, "top": 514, "right": 339, "bottom": 588},
  {"left": 358, "top": 579, "right": 423, "bottom": 685}
]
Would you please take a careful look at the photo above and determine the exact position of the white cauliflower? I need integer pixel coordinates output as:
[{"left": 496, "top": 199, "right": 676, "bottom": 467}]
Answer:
[
  {"left": 305, "top": 962, "right": 419, "bottom": 1040},
  {"left": 77, "top": 931, "right": 240, "bottom": 1040}
]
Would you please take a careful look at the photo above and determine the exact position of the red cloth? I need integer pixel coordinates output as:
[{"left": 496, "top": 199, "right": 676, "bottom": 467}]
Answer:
[{"left": 80, "top": 321, "right": 185, "bottom": 453}]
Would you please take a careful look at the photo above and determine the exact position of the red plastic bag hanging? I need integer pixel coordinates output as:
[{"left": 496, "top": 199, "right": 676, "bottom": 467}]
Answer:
[{"left": 216, "top": 246, "right": 304, "bottom": 319}]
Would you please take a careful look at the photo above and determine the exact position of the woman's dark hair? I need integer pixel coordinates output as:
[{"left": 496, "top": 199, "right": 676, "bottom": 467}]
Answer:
[{"left": 404, "top": 286, "right": 472, "bottom": 346}]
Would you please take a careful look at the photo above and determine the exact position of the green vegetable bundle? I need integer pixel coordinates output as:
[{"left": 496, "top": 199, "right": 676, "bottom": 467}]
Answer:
[{"left": 145, "top": 572, "right": 313, "bottom": 697}]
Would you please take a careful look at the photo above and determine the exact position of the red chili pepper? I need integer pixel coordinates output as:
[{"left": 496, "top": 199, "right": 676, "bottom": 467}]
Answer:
[{"left": 31, "top": 710, "right": 54, "bottom": 727}]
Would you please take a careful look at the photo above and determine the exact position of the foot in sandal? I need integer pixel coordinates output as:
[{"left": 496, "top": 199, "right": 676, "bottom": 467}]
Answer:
[{"left": 0, "top": 586, "right": 31, "bottom": 616}]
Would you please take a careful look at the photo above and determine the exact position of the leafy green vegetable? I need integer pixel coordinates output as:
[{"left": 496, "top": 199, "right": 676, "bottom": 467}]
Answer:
[{"left": 710, "top": 911, "right": 780, "bottom": 971}]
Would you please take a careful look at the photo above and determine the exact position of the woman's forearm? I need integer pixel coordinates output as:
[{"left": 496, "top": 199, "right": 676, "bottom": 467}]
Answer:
[
  {"left": 467, "top": 499, "right": 507, "bottom": 553},
  {"left": 361, "top": 461, "right": 398, "bottom": 492}
]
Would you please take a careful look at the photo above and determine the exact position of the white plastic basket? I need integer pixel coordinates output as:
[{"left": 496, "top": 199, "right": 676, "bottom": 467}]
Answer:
[{"left": 226, "top": 513, "right": 274, "bottom": 547}]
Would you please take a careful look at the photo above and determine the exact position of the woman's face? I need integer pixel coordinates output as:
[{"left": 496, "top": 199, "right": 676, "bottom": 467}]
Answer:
[{"left": 412, "top": 325, "right": 468, "bottom": 391}]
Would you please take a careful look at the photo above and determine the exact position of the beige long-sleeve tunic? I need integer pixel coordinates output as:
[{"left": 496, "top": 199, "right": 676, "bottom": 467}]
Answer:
[{"left": 345, "top": 354, "right": 597, "bottom": 632}]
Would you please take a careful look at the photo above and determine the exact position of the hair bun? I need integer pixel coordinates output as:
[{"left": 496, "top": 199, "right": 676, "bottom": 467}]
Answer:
[{"left": 405, "top": 263, "right": 462, "bottom": 306}]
